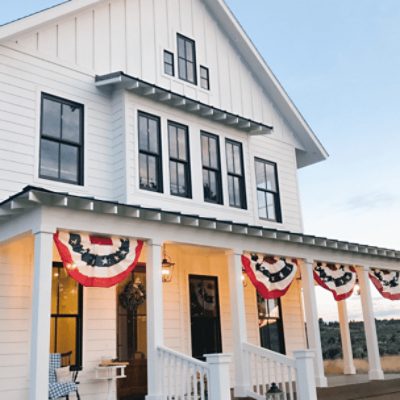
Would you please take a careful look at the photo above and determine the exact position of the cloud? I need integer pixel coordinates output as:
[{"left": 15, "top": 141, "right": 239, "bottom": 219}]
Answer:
[{"left": 344, "top": 192, "right": 397, "bottom": 212}]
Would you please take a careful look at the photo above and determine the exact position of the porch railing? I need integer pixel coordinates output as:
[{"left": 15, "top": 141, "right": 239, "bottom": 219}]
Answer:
[
  {"left": 242, "top": 343, "right": 317, "bottom": 400},
  {"left": 158, "top": 346, "right": 210, "bottom": 400}
]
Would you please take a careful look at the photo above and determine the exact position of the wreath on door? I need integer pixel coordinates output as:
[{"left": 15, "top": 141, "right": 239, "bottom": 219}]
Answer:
[{"left": 119, "top": 278, "right": 146, "bottom": 312}]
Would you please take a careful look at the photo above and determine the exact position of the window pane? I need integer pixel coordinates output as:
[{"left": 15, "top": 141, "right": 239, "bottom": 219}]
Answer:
[
  {"left": 169, "top": 125, "right": 178, "bottom": 159},
  {"left": 257, "top": 190, "right": 267, "bottom": 219},
  {"left": 203, "top": 170, "right": 210, "bottom": 199},
  {"left": 148, "top": 118, "right": 159, "bottom": 154},
  {"left": 170, "top": 161, "right": 178, "bottom": 194},
  {"left": 178, "top": 37, "right": 185, "bottom": 57},
  {"left": 209, "top": 137, "right": 218, "bottom": 169},
  {"left": 265, "top": 164, "right": 277, "bottom": 191},
  {"left": 208, "top": 170, "right": 218, "bottom": 202},
  {"left": 201, "top": 135, "right": 209, "bottom": 167},
  {"left": 266, "top": 192, "right": 276, "bottom": 221},
  {"left": 58, "top": 267, "right": 79, "bottom": 314},
  {"left": 40, "top": 139, "right": 59, "bottom": 179},
  {"left": 177, "top": 128, "right": 187, "bottom": 161},
  {"left": 139, "top": 153, "right": 148, "bottom": 188},
  {"left": 226, "top": 142, "right": 234, "bottom": 173},
  {"left": 52, "top": 269, "right": 59, "bottom": 314},
  {"left": 138, "top": 115, "right": 148, "bottom": 151},
  {"left": 60, "top": 144, "right": 79, "bottom": 183},
  {"left": 228, "top": 175, "right": 235, "bottom": 207},
  {"left": 177, "top": 162, "right": 186, "bottom": 195},
  {"left": 42, "top": 98, "right": 61, "bottom": 138},
  {"left": 178, "top": 58, "right": 187, "bottom": 80},
  {"left": 233, "top": 176, "right": 241, "bottom": 207},
  {"left": 255, "top": 161, "right": 267, "bottom": 189},
  {"left": 233, "top": 145, "right": 242, "bottom": 175},
  {"left": 186, "top": 61, "right": 195, "bottom": 83},
  {"left": 148, "top": 155, "right": 158, "bottom": 190},
  {"left": 186, "top": 41, "right": 194, "bottom": 62},
  {"left": 56, "top": 318, "right": 77, "bottom": 365},
  {"left": 62, "top": 104, "right": 81, "bottom": 144},
  {"left": 50, "top": 317, "right": 56, "bottom": 353}
]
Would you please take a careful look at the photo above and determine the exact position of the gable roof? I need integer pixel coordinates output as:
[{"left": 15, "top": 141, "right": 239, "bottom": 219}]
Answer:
[{"left": 0, "top": 0, "right": 328, "bottom": 168}]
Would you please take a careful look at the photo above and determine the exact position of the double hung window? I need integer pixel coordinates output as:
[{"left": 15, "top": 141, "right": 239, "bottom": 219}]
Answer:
[
  {"left": 177, "top": 34, "right": 197, "bottom": 84},
  {"left": 168, "top": 122, "right": 191, "bottom": 198},
  {"left": 138, "top": 112, "right": 163, "bottom": 192},
  {"left": 255, "top": 158, "right": 282, "bottom": 222},
  {"left": 200, "top": 66, "right": 210, "bottom": 90},
  {"left": 39, "top": 94, "right": 84, "bottom": 185},
  {"left": 225, "top": 139, "right": 246, "bottom": 209},
  {"left": 164, "top": 50, "right": 175, "bottom": 76},
  {"left": 201, "top": 132, "right": 223, "bottom": 204}
]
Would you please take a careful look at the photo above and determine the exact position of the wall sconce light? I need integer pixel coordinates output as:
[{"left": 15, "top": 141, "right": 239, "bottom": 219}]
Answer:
[
  {"left": 161, "top": 246, "right": 175, "bottom": 283},
  {"left": 242, "top": 268, "right": 248, "bottom": 287}
]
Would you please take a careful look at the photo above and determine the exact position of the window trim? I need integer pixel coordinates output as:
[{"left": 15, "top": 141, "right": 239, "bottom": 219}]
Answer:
[
  {"left": 51, "top": 262, "right": 83, "bottom": 370},
  {"left": 163, "top": 50, "right": 175, "bottom": 76},
  {"left": 138, "top": 111, "right": 163, "bottom": 193},
  {"left": 225, "top": 139, "right": 247, "bottom": 210},
  {"left": 200, "top": 65, "right": 210, "bottom": 90},
  {"left": 177, "top": 33, "right": 197, "bottom": 85},
  {"left": 168, "top": 120, "right": 192, "bottom": 199},
  {"left": 39, "top": 93, "right": 84, "bottom": 186},
  {"left": 201, "top": 131, "right": 223, "bottom": 205},
  {"left": 255, "top": 158, "right": 282, "bottom": 223}
]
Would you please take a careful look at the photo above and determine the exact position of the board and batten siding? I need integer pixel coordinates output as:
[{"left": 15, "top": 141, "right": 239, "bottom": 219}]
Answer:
[
  {"left": 0, "top": 235, "right": 33, "bottom": 400},
  {"left": 5, "top": 0, "right": 306, "bottom": 152}
]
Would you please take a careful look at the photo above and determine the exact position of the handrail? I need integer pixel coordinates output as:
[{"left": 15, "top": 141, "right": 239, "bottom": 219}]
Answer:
[
  {"left": 158, "top": 346, "right": 208, "bottom": 368},
  {"left": 242, "top": 342, "right": 296, "bottom": 367}
]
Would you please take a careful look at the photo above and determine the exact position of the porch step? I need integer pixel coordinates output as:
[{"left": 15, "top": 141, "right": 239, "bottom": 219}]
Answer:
[{"left": 317, "top": 378, "right": 400, "bottom": 400}]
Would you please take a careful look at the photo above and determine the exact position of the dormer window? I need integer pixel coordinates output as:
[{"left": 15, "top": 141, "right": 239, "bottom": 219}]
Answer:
[{"left": 177, "top": 34, "right": 197, "bottom": 85}]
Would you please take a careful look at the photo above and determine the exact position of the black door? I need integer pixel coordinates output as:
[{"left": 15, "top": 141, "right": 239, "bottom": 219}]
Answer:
[{"left": 189, "top": 275, "right": 222, "bottom": 360}]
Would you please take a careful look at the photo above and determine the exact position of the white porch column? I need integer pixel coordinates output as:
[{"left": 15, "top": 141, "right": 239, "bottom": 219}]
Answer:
[
  {"left": 146, "top": 240, "right": 164, "bottom": 400},
  {"left": 356, "top": 266, "right": 384, "bottom": 380},
  {"left": 228, "top": 251, "right": 250, "bottom": 397},
  {"left": 300, "top": 259, "right": 327, "bottom": 387},
  {"left": 337, "top": 300, "right": 356, "bottom": 375},
  {"left": 29, "top": 231, "right": 54, "bottom": 400}
]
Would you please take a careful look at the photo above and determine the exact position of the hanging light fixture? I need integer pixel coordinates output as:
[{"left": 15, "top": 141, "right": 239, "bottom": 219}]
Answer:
[
  {"left": 161, "top": 245, "right": 175, "bottom": 283},
  {"left": 266, "top": 383, "right": 284, "bottom": 399}
]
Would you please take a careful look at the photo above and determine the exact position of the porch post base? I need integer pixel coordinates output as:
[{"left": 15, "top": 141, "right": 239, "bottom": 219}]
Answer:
[
  {"left": 315, "top": 376, "right": 328, "bottom": 388},
  {"left": 344, "top": 365, "right": 356, "bottom": 375},
  {"left": 369, "top": 369, "right": 384, "bottom": 380}
]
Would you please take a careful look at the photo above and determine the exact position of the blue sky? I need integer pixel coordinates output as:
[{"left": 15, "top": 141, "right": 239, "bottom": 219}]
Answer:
[{"left": 1, "top": 1, "right": 399, "bottom": 320}]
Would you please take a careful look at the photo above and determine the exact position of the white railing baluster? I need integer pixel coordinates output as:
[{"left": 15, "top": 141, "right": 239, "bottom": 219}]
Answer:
[{"left": 288, "top": 365, "right": 294, "bottom": 400}]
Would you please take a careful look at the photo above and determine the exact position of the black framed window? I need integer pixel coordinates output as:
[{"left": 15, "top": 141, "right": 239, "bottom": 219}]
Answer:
[
  {"left": 164, "top": 50, "right": 175, "bottom": 76},
  {"left": 257, "top": 294, "right": 285, "bottom": 354},
  {"left": 138, "top": 112, "right": 163, "bottom": 192},
  {"left": 200, "top": 66, "right": 210, "bottom": 90},
  {"left": 168, "top": 121, "right": 191, "bottom": 198},
  {"left": 226, "top": 139, "right": 246, "bottom": 209},
  {"left": 201, "top": 132, "right": 223, "bottom": 204},
  {"left": 255, "top": 158, "right": 282, "bottom": 222},
  {"left": 177, "top": 34, "right": 197, "bottom": 84},
  {"left": 39, "top": 93, "right": 84, "bottom": 185},
  {"left": 51, "top": 262, "right": 83, "bottom": 369}
]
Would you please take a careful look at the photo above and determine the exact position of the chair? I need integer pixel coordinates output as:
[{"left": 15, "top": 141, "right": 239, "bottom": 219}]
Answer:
[{"left": 49, "top": 352, "right": 81, "bottom": 400}]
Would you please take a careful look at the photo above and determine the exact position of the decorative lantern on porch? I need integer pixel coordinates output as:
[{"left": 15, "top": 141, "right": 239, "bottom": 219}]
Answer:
[
  {"left": 161, "top": 246, "right": 175, "bottom": 283},
  {"left": 241, "top": 268, "right": 248, "bottom": 287},
  {"left": 266, "top": 383, "right": 284, "bottom": 399}
]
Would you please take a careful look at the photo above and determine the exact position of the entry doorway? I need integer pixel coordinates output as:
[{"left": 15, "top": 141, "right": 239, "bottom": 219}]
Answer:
[
  {"left": 117, "top": 265, "right": 147, "bottom": 400},
  {"left": 189, "top": 275, "right": 222, "bottom": 360}
]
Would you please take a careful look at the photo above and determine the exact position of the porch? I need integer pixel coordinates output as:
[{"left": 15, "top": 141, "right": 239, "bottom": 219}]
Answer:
[{"left": 0, "top": 187, "right": 399, "bottom": 400}]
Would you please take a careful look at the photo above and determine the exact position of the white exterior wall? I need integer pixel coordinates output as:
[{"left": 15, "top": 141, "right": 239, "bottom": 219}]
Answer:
[{"left": 0, "top": 236, "right": 33, "bottom": 400}]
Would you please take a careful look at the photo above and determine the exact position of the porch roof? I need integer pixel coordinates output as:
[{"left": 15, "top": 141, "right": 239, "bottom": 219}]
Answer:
[{"left": 1, "top": 185, "right": 399, "bottom": 262}]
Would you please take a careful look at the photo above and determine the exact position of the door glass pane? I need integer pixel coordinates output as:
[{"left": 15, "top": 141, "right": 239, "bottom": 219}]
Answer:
[
  {"left": 58, "top": 267, "right": 79, "bottom": 315},
  {"left": 50, "top": 317, "right": 56, "bottom": 352},
  {"left": 52, "top": 269, "right": 59, "bottom": 314},
  {"left": 62, "top": 104, "right": 81, "bottom": 144},
  {"left": 60, "top": 144, "right": 79, "bottom": 183},
  {"left": 56, "top": 318, "right": 77, "bottom": 364},
  {"left": 42, "top": 98, "right": 61, "bottom": 138},
  {"left": 40, "top": 139, "right": 59, "bottom": 178}
]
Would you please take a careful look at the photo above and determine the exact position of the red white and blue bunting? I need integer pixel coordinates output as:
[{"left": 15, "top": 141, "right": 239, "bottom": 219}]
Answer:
[
  {"left": 313, "top": 263, "right": 357, "bottom": 301},
  {"left": 241, "top": 254, "right": 298, "bottom": 299},
  {"left": 369, "top": 269, "right": 400, "bottom": 301},
  {"left": 54, "top": 231, "right": 143, "bottom": 288}
]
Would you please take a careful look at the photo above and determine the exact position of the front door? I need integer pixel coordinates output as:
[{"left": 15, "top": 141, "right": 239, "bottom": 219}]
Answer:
[
  {"left": 189, "top": 275, "right": 222, "bottom": 360},
  {"left": 117, "top": 266, "right": 147, "bottom": 400}
]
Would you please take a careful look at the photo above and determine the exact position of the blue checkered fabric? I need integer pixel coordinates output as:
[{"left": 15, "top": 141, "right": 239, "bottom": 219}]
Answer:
[{"left": 48, "top": 353, "right": 78, "bottom": 399}]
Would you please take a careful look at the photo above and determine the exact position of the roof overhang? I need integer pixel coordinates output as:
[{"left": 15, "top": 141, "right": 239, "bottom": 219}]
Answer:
[
  {"left": 1, "top": 186, "right": 399, "bottom": 262},
  {"left": 95, "top": 72, "right": 273, "bottom": 136}
]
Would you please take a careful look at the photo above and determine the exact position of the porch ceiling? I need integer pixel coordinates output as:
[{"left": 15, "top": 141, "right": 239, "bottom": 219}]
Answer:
[{"left": 1, "top": 186, "right": 400, "bottom": 262}]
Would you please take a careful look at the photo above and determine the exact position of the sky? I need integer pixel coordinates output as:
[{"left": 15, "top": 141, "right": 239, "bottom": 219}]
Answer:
[{"left": 1, "top": 1, "right": 399, "bottom": 321}]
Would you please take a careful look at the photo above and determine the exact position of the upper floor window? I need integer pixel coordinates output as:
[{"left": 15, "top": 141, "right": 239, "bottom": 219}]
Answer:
[
  {"left": 39, "top": 93, "right": 84, "bottom": 185},
  {"left": 200, "top": 66, "right": 210, "bottom": 90},
  {"left": 51, "top": 262, "right": 83, "bottom": 369},
  {"left": 177, "top": 34, "right": 197, "bottom": 85},
  {"left": 226, "top": 139, "right": 246, "bottom": 209},
  {"left": 201, "top": 132, "right": 223, "bottom": 204},
  {"left": 255, "top": 158, "right": 282, "bottom": 222},
  {"left": 164, "top": 50, "right": 175, "bottom": 76},
  {"left": 138, "top": 112, "right": 163, "bottom": 192},
  {"left": 168, "top": 122, "right": 191, "bottom": 198}
]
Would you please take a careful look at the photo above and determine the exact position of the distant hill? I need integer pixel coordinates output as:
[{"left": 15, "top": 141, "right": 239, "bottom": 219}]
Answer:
[{"left": 318, "top": 319, "right": 400, "bottom": 360}]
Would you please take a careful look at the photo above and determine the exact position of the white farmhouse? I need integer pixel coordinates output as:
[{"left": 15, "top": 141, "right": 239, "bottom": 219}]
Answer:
[{"left": 0, "top": 1, "right": 398, "bottom": 400}]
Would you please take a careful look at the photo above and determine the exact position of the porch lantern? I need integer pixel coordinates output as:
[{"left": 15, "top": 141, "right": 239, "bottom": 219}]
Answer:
[
  {"left": 161, "top": 246, "right": 175, "bottom": 283},
  {"left": 266, "top": 383, "right": 284, "bottom": 399},
  {"left": 241, "top": 268, "right": 248, "bottom": 287}
]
